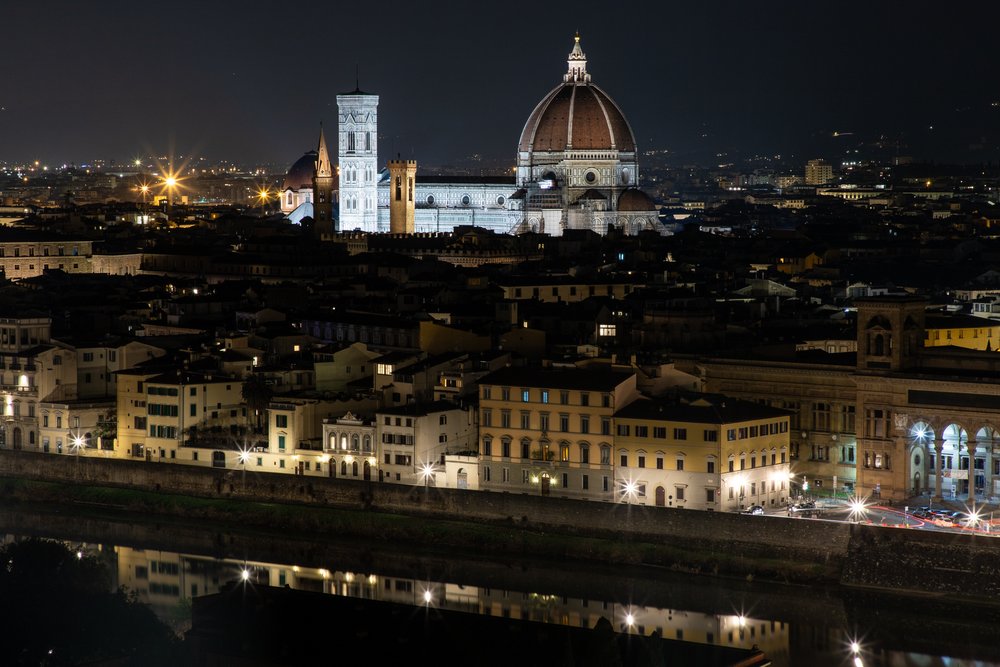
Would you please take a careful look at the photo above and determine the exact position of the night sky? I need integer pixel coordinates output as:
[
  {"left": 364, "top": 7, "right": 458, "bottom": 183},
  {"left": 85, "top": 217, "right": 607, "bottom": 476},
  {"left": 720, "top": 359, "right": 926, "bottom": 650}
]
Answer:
[{"left": 3, "top": 1, "right": 999, "bottom": 168}]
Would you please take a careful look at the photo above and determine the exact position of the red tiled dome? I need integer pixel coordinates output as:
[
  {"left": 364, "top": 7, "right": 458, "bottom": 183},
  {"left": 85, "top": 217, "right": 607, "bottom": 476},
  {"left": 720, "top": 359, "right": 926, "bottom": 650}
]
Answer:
[
  {"left": 618, "top": 188, "right": 655, "bottom": 212},
  {"left": 518, "top": 83, "right": 636, "bottom": 154}
]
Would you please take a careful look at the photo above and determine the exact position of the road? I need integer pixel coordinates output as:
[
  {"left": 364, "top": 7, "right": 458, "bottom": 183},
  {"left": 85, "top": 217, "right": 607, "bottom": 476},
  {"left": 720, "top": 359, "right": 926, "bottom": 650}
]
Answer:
[{"left": 758, "top": 500, "right": 999, "bottom": 535}]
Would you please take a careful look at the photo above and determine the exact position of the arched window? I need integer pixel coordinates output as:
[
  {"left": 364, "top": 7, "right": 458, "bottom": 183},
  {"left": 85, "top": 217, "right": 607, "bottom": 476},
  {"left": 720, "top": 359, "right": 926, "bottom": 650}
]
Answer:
[
  {"left": 600, "top": 444, "right": 611, "bottom": 465},
  {"left": 363, "top": 435, "right": 372, "bottom": 452},
  {"left": 351, "top": 434, "right": 360, "bottom": 451},
  {"left": 352, "top": 461, "right": 359, "bottom": 477},
  {"left": 341, "top": 461, "right": 347, "bottom": 476},
  {"left": 560, "top": 441, "right": 570, "bottom": 462},
  {"left": 579, "top": 443, "right": 590, "bottom": 464},
  {"left": 874, "top": 334, "right": 885, "bottom": 356},
  {"left": 328, "top": 432, "right": 337, "bottom": 450}
]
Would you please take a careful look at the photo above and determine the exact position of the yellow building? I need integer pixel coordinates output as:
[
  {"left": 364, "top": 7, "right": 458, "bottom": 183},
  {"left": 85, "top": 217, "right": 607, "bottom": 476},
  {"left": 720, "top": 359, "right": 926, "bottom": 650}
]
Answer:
[
  {"left": 923, "top": 314, "right": 1000, "bottom": 351},
  {"left": 614, "top": 396, "right": 791, "bottom": 511},
  {"left": 478, "top": 366, "right": 639, "bottom": 500},
  {"left": 115, "top": 369, "right": 244, "bottom": 464}
]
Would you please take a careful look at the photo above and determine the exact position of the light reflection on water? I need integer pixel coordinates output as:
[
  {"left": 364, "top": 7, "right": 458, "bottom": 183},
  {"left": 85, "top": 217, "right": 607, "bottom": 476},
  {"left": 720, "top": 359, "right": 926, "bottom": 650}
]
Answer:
[{"left": 5, "top": 533, "right": 998, "bottom": 667}]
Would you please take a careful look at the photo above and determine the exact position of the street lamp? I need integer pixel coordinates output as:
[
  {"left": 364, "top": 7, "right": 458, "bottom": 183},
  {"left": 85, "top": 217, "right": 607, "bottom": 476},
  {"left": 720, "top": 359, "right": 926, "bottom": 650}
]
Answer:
[
  {"left": 256, "top": 186, "right": 271, "bottom": 217},
  {"left": 419, "top": 461, "right": 436, "bottom": 488},
  {"left": 69, "top": 416, "right": 85, "bottom": 475},
  {"left": 848, "top": 494, "right": 870, "bottom": 524},
  {"left": 621, "top": 479, "right": 638, "bottom": 505},
  {"left": 238, "top": 446, "right": 251, "bottom": 490},
  {"left": 162, "top": 173, "right": 178, "bottom": 226}
]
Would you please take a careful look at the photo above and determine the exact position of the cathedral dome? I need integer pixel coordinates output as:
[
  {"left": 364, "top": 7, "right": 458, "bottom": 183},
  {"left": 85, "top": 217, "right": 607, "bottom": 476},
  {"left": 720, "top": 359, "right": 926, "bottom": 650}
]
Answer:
[
  {"left": 617, "top": 188, "right": 655, "bottom": 212},
  {"left": 518, "top": 36, "right": 636, "bottom": 154},
  {"left": 283, "top": 150, "right": 317, "bottom": 191}
]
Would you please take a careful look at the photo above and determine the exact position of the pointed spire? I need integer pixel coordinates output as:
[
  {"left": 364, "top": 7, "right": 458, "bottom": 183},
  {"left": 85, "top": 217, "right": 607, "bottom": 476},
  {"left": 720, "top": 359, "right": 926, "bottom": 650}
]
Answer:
[
  {"left": 315, "top": 123, "right": 333, "bottom": 178},
  {"left": 564, "top": 33, "right": 591, "bottom": 83}
]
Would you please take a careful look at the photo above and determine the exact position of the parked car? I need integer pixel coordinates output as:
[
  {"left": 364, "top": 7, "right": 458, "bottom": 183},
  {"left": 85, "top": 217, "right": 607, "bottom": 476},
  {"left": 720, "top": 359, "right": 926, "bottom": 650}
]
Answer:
[{"left": 742, "top": 505, "right": 764, "bottom": 515}]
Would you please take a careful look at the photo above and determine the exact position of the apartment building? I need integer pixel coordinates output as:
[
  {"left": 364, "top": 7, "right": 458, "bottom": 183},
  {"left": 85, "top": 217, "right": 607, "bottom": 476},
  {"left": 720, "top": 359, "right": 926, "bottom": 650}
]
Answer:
[
  {"left": 116, "top": 369, "right": 244, "bottom": 464},
  {"left": 376, "top": 401, "right": 476, "bottom": 484},
  {"left": 614, "top": 396, "right": 791, "bottom": 511},
  {"left": 478, "top": 366, "right": 639, "bottom": 500}
]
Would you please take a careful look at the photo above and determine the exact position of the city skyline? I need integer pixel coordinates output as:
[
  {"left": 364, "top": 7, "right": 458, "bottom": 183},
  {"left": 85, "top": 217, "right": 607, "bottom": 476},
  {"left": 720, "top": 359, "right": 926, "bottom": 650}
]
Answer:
[{"left": 3, "top": 1, "right": 999, "bottom": 168}]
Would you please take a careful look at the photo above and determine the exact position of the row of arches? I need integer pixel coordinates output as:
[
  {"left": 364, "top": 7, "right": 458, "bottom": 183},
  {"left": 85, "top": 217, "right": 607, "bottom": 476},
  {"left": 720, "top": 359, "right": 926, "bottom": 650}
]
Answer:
[
  {"left": 908, "top": 420, "right": 1000, "bottom": 498},
  {"left": 328, "top": 432, "right": 373, "bottom": 454}
]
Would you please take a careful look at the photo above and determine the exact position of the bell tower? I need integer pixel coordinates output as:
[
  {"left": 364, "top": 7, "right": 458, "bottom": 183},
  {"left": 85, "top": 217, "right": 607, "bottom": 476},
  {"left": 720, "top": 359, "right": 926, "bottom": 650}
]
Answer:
[
  {"left": 388, "top": 159, "right": 416, "bottom": 234},
  {"left": 312, "top": 124, "right": 334, "bottom": 238},
  {"left": 337, "top": 85, "right": 379, "bottom": 233},
  {"left": 855, "top": 296, "right": 928, "bottom": 372}
]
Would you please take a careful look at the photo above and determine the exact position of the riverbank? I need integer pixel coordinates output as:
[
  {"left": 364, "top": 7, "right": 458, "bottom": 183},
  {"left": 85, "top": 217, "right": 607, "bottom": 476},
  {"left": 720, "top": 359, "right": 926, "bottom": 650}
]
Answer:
[
  {"left": 0, "top": 476, "right": 834, "bottom": 585},
  {"left": 2, "top": 449, "right": 1000, "bottom": 604},
  {"left": 4, "top": 500, "right": 1000, "bottom": 666}
]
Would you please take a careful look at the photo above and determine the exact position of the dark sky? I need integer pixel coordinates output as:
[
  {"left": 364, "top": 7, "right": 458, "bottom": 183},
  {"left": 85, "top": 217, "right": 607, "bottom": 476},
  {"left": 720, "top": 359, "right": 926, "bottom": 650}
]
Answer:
[{"left": 2, "top": 1, "right": 999, "bottom": 168}]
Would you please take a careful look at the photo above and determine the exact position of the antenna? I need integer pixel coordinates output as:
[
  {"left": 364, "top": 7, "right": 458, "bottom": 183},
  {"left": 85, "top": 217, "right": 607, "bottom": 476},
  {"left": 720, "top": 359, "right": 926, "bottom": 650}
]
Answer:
[{"left": 355, "top": 64, "right": 360, "bottom": 92}]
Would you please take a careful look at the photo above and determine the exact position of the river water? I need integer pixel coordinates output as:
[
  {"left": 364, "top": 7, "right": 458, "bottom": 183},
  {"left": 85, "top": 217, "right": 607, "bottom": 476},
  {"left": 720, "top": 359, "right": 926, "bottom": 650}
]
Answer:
[{"left": 2, "top": 506, "right": 998, "bottom": 667}]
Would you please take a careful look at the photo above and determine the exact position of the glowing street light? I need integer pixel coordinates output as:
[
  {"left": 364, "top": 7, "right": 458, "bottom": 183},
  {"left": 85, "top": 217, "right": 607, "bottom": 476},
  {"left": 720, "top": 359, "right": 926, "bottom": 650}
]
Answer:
[
  {"left": 69, "top": 416, "right": 86, "bottom": 475},
  {"left": 238, "top": 446, "right": 251, "bottom": 490},
  {"left": 161, "top": 172, "right": 179, "bottom": 225},
  {"left": 965, "top": 506, "right": 982, "bottom": 531},
  {"left": 848, "top": 494, "right": 870, "bottom": 524},
  {"left": 621, "top": 479, "right": 638, "bottom": 505},
  {"left": 255, "top": 186, "right": 272, "bottom": 217},
  {"left": 419, "top": 461, "right": 436, "bottom": 488}
]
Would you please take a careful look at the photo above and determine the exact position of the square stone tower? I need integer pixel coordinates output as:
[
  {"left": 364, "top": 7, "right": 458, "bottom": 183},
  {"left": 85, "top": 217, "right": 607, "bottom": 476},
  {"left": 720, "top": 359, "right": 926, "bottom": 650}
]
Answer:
[
  {"left": 337, "top": 89, "right": 379, "bottom": 232},
  {"left": 387, "top": 159, "right": 416, "bottom": 234}
]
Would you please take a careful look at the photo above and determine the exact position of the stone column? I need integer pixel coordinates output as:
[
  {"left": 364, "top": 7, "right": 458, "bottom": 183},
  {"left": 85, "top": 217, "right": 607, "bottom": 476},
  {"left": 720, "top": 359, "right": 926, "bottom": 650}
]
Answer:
[
  {"left": 983, "top": 442, "right": 993, "bottom": 502},
  {"left": 969, "top": 442, "right": 978, "bottom": 502},
  {"left": 934, "top": 441, "right": 943, "bottom": 501}
]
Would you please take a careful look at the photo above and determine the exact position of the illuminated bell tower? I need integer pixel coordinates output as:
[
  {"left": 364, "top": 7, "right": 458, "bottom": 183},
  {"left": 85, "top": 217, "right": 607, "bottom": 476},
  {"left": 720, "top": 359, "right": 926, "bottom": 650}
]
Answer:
[
  {"left": 312, "top": 124, "right": 334, "bottom": 238},
  {"left": 388, "top": 159, "right": 416, "bottom": 234},
  {"left": 337, "top": 86, "right": 379, "bottom": 232}
]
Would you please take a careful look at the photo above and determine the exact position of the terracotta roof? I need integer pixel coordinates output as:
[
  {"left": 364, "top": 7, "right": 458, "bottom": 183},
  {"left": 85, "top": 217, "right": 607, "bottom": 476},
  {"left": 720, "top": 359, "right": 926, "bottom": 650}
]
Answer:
[
  {"left": 518, "top": 83, "right": 637, "bottom": 153},
  {"left": 617, "top": 188, "right": 655, "bottom": 212}
]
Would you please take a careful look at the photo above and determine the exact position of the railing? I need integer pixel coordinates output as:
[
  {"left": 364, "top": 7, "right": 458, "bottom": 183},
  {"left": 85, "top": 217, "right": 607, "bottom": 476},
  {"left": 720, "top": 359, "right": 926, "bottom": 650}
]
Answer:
[{"left": 0, "top": 385, "right": 35, "bottom": 393}]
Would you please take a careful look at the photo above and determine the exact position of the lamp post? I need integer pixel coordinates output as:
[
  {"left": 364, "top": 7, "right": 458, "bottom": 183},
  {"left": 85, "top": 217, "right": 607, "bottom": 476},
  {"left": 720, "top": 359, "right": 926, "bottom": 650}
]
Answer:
[
  {"left": 256, "top": 187, "right": 271, "bottom": 217},
  {"left": 163, "top": 175, "right": 177, "bottom": 226},
  {"left": 69, "top": 416, "right": 85, "bottom": 476},
  {"left": 419, "top": 462, "right": 436, "bottom": 489},
  {"left": 848, "top": 494, "right": 869, "bottom": 524},
  {"left": 238, "top": 447, "right": 250, "bottom": 491},
  {"left": 139, "top": 183, "right": 150, "bottom": 224}
]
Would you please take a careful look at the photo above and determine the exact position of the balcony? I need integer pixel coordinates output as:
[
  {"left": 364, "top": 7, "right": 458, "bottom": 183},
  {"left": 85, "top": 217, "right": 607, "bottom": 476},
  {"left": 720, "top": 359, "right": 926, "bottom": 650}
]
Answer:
[{"left": 0, "top": 384, "right": 36, "bottom": 394}]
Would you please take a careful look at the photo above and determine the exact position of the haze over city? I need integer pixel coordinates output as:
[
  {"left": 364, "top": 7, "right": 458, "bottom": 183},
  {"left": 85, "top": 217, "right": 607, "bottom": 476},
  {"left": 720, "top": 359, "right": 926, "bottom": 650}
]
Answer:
[{"left": 3, "top": 0, "right": 999, "bottom": 167}]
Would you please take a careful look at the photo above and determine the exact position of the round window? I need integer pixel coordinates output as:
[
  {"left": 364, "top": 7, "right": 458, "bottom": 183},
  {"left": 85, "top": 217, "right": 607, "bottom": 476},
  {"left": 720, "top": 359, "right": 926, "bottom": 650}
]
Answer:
[
  {"left": 461, "top": 195, "right": 471, "bottom": 206},
  {"left": 496, "top": 195, "right": 505, "bottom": 206},
  {"left": 585, "top": 171, "right": 597, "bottom": 184},
  {"left": 426, "top": 195, "right": 435, "bottom": 205}
]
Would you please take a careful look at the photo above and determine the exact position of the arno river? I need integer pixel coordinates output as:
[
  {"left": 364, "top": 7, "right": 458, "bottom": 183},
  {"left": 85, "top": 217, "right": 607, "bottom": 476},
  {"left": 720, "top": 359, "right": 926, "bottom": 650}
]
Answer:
[{"left": 2, "top": 505, "right": 999, "bottom": 667}]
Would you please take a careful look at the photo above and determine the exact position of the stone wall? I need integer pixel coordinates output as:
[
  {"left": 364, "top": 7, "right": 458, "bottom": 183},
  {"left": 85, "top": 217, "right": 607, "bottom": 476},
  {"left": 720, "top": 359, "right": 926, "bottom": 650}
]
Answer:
[
  {"left": 0, "top": 450, "right": 848, "bottom": 560},
  {"left": 4, "top": 450, "right": 1000, "bottom": 600}
]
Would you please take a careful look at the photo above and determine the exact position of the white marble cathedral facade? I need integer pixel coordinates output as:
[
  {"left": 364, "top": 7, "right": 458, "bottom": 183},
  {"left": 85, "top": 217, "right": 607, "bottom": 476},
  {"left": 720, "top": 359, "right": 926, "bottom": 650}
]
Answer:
[{"left": 284, "top": 35, "right": 661, "bottom": 236}]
